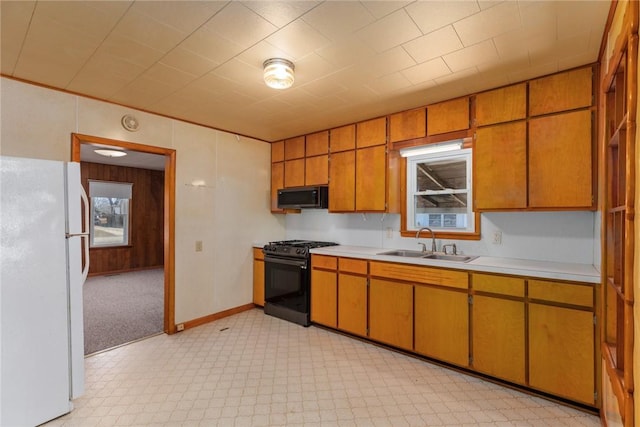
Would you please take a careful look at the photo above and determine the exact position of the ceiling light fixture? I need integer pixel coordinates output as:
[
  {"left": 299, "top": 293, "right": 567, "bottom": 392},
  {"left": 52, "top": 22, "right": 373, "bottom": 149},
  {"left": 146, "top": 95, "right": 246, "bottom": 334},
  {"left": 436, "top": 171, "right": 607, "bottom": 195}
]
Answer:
[
  {"left": 399, "top": 140, "right": 463, "bottom": 157},
  {"left": 263, "top": 58, "right": 295, "bottom": 90},
  {"left": 94, "top": 149, "right": 127, "bottom": 158}
]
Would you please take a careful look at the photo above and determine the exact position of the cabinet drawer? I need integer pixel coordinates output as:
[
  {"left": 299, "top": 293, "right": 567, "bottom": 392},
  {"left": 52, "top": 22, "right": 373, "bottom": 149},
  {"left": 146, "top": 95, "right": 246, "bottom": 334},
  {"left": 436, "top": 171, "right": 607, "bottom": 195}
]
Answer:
[
  {"left": 312, "top": 254, "right": 337, "bottom": 270},
  {"left": 253, "top": 247, "right": 264, "bottom": 260},
  {"left": 528, "top": 280, "right": 593, "bottom": 307},
  {"left": 370, "top": 261, "right": 468, "bottom": 289},
  {"left": 339, "top": 258, "right": 367, "bottom": 275},
  {"left": 472, "top": 274, "right": 524, "bottom": 297}
]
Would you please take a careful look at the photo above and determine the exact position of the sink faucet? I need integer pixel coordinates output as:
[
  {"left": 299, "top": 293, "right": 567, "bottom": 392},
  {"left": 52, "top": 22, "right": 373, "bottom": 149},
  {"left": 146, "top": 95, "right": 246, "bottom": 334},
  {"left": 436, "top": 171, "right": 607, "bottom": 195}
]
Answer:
[
  {"left": 416, "top": 227, "right": 437, "bottom": 253},
  {"left": 442, "top": 243, "right": 457, "bottom": 255}
]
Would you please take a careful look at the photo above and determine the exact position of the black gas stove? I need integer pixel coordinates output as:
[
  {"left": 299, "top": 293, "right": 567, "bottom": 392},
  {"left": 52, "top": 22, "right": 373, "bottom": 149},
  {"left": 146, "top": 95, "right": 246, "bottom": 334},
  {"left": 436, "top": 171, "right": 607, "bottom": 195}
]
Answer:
[
  {"left": 263, "top": 239, "right": 338, "bottom": 259},
  {"left": 262, "top": 239, "right": 338, "bottom": 326}
]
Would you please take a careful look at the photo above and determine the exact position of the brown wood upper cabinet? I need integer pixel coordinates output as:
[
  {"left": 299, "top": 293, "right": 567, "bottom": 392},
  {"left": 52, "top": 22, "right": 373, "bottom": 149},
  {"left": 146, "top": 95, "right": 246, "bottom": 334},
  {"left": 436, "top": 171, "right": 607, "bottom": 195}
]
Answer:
[
  {"left": 271, "top": 140, "right": 284, "bottom": 163},
  {"left": 306, "top": 131, "right": 329, "bottom": 156},
  {"left": 284, "top": 136, "right": 305, "bottom": 160},
  {"left": 389, "top": 108, "right": 426, "bottom": 143},
  {"left": 356, "top": 117, "right": 386, "bottom": 148},
  {"left": 427, "top": 97, "right": 470, "bottom": 136},
  {"left": 529, "top": 66, "right": 593, "bottom": 116},
  {"left": 475, "top": 83, "right": 526, "bottom": 126},
  {"left": 330, "top": 124, "right": 356, "bottom": 152},
  {"left": 305, "top": 130, "right": 329, "bottom": 186}
]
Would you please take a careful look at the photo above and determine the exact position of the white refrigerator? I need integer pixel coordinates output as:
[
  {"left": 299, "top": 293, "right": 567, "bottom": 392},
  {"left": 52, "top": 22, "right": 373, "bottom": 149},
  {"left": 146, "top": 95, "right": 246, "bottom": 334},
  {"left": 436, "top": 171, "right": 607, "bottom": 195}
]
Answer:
[{"left": 1, "top": 156, "right": 88, "bottom": 426}]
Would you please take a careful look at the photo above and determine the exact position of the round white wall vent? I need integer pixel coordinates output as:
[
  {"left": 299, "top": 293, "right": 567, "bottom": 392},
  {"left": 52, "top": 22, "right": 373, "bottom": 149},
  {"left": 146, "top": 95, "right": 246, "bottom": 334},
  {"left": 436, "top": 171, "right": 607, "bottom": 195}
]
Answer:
[{"left": 121, "top": 114, "right": 139, "bottom": 132}]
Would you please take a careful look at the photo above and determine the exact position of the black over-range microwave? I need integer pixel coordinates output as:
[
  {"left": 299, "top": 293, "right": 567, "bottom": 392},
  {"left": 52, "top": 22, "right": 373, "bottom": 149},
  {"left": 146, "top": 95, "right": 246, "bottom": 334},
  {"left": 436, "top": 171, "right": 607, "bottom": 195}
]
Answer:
[{"left": 277, "top": 186, "right": 328, "bottom": 209}]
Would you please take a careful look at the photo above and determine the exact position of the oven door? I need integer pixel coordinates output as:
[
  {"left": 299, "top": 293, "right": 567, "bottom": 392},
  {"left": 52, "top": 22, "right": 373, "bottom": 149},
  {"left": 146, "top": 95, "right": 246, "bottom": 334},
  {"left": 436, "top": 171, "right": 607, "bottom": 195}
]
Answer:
[{"left": 263, "top": 255, "right": 310, "bottom": 325}]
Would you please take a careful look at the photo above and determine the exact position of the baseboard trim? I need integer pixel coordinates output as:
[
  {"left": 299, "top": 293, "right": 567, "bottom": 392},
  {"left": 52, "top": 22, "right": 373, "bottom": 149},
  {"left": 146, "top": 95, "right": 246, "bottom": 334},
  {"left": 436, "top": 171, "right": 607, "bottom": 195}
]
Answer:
[
  {"left": 178, "top": 303, "right": 255, "bottom": 332},
  {"left": 88, "top": 265, "right": 164, "bottom": 277}
]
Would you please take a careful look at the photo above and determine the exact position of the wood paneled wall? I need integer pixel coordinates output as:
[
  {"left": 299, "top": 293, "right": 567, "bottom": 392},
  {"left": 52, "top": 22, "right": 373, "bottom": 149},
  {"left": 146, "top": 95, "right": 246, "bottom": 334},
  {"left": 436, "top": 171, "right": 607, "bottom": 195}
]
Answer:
[{"left": 81, "top": 162, "right": 164, "bottom": 275}]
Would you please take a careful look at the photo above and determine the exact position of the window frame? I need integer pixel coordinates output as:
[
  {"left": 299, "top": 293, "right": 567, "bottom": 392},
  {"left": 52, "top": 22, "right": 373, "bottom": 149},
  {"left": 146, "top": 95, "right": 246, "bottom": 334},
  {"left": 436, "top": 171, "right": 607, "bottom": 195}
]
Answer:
[
  {"left": 399, "top": 147, "right": 480, "bottom": 240},
  {"left": 88, "top": 180, "right": 132, "bottom": 248}
]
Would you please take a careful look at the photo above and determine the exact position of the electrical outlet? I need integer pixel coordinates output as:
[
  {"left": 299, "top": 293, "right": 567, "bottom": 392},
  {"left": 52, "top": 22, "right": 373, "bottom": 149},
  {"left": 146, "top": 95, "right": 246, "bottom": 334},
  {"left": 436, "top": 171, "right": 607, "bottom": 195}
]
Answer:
[
  {"left": 492, "top": 231, "right": 502, "bottom": 245},
  {"left": 386, "top": 227, "right": 393, "bottom": 238},
  {"left": 195, "top": 240, "right": 203, "bottom": 252},
  {"left": 176, "top": 323, "right": 185, "bottom": 332}
]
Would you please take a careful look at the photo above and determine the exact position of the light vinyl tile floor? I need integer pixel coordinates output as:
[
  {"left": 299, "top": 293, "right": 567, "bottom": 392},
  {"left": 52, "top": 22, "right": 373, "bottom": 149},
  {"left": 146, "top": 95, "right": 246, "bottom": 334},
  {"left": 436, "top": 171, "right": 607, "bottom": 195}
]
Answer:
[{"left": 47, "top": 309, "right": 601, "bottom": 427}]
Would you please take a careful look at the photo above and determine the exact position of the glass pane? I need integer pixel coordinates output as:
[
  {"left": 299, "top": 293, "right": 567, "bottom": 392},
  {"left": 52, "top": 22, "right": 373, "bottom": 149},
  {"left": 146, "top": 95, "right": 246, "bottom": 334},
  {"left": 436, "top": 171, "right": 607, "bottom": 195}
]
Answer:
[
  {"left": 92, "top": 197, "right": 129, "bottom": 246},
  {"left": 415, "top": 158, "right": 467, "bottom": 192},
  {"left": 414, "top": 193, "right": 467, "bottom": 209},
  {"left": 413, "top": 195, "right": 468, "bottom": 229}
]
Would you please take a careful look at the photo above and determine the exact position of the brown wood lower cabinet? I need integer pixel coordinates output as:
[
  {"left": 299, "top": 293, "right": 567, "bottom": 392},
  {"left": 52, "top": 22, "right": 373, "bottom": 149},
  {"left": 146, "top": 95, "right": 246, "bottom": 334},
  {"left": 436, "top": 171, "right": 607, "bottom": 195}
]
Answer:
[
  {"left": 252, "top": 248, "right": 264, "bottom": 306},
  {"left": 414, "top": 285, "right": 468, "bottom": 366},
  {"left": 369, "top": 279, "right": 413, "bottom": 351},
  {"left": 307, "top": 256, "right": 597, "bottom": 407},
  {"left": 472, "top": 295, "right": 525, "bottom": 384},
  {"left": 337, "top": 273, "right": 367, "bottom": 336},
  {"left": 528, "top": 303, "right": 595, "bottom": 405},
  {"left": 310, "top": 269, "right": 337, "bottom": 328}
]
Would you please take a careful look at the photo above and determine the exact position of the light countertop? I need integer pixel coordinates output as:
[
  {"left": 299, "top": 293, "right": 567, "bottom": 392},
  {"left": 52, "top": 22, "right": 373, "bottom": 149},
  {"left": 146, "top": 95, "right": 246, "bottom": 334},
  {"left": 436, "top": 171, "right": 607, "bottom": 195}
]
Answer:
[{"left": 309, "top": 245, "right": 601, "bottom": 284}]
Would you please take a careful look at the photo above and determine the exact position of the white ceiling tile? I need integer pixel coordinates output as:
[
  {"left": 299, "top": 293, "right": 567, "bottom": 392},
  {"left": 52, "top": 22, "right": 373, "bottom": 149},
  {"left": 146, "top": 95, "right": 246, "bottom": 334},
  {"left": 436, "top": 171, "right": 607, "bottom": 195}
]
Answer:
[
  {"left": 402, "top": 25, "right": 463, "bottom": 64},
  {"left": 35, "top": 1, "right": 128, "bottom": 36},
  {"left": 243, "top": 1, "right": 320, "bottom": 28},
  {"left": 405, "top": 1, "right": 480, "bottom": 35},
  {"left": 435, "top": 66, "right": 479, "bottom": 86},
  {"left": 212, "top": 58, "right": 263, "bottom": 86},
  {"left": 114, "top": 10, "right": 185, "bottom": 52},
  {"left": 367, "top": 72, "right": 415, "bottom": 95},
  {"left": 443, "top": 39, "right": 499, "bottom": 73},
  {"left": 401, "top": 58, "right": 451, "bottom": 85},
  {"left": 493, "top": 27, "right": 555, "bottom": 60},
  {"left": 143, "top": 63, "right": 198, "bottom": 88},
  {"left": 160, "top": 48, "right": 219, "bottom": 77},
  {"left": 360, "top": 1, "right": 411, "bottom": 20},
  {"left": 453, "top": 1, "right": 521, "bottom": 47},
  {"left": 111, "top": 77, "right": 174, "bottom": 107},
  {"left": 315, "top": 36, "right": 377, "bottom": 68},
  {"left": 0, "top": 1, "right": 36, "bottom": 74},
  {"left": 266, "top": 19, "right": 331, "bottom": 59},
  {"left": 68, "top": 57, "right": 144, "bottom": 99},
  {"left": 204, "top": 2, "right": 278, "bottom": 49},
  {"left": 557, "top": 1, "right": 611, "bottom": 40},
  {"left": 509, "top": 61, "right": 559, "bottom": 84},
  {"left": 236, "top": 41, "right": 292, "bottom": 69},
  {"left": 360, "top": 47, "right": 417, "bottom": 78},
  {"left": 130, "top": 1, "right": 225, "bottom": 34},
  {"left": 303, "top": 2, "right": 375, "bottom": 40},
  {"left": 356, "top": 9, "right": 422, "bottom": 53},
  {"left": 99, "top": 34, "right": 165, "bottom": 69},
  {"left": 180, "top": 28, "right": 244, "bottom": 65},
  {"left": 294, "top": 53, "right": 342, "bottom": 86}
]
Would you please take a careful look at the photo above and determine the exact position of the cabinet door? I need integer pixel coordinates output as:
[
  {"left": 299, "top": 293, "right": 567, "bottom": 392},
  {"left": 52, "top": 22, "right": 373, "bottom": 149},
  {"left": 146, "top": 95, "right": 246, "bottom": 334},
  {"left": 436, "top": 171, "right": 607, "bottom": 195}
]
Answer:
[
  {"left": 389, "top": 108, "right": 426, "bottom": 143},
  {"left": 529, "top": 110, "right": 593, "bottom": 208},
  {"left": 369, "top": 279, "right": 413, "bottom": 350},
  {"left": 272, "top": 141, "right": 284, "bottom": 163},
  {"left": 474, "top": 121, "right": 527, "bottom": 209},
  {"left": 529, "top": 304, "right": 594, "bottom": 405},
  {"left": 337, "top": 273, "right": 367, "bottom": 337},
  {"left": 310, "top": 269, "right": 337, "bottom": 328},
  {"left": 284, "top": 136, "right": 305, "bottom": 160},
  {"left": 356, "top": 117, "right": 386, "bottom": 148},
  {"left": 427, "top": 97, "right": 469, "bottom": 135},
  {"left": 529, "top": 67, "right": 592, "bottom": 116},
  {"left": 414, "top": 286, "right": 468, "bottom": 366},
  {"left": 472, "top": 295, "right": 525, "bottom": 384},
  {"left": 329, "top": 150, "right": 355, "bottom": 211},
  {"left": 475, "top": 83, "right": 526, "bottom": 126},
  {"left": 355, "top": 145, "right": 386, "bottom": 211},
  {"left": 253, "top": 259, "right": 265, "bottom": 306},
  {"left": 284, "top": 158, "right": 305, "bottom": 188},
  {"left": 305, "top": 155, "right": 328, "bottom": 185},
  {"left": 330, "top": 124, "right": 356, "bottom": 153},
  {"left": 271, "top": 162, "right": 284, "bottom": 212},
  {"left": 306, "top": 131, "right": 329, "bottom": 157}
]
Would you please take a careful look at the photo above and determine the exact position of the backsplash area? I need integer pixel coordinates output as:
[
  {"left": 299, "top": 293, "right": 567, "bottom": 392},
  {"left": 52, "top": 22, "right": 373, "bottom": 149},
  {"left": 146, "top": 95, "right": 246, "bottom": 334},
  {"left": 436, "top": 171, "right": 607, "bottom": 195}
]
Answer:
[{"left": 285, "top": 210, "right": 599, "bottom": 266}]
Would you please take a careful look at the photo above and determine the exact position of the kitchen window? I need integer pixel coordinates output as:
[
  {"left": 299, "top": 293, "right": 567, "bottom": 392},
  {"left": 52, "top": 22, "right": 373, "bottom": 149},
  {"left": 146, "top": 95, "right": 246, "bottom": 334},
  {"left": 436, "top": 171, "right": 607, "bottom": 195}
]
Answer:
[
  {"left": 89, "top": 180, "right": 132, "bottom": 247},
  {"left": 404, "top": 143, "right": 474, "bottom": 234}
]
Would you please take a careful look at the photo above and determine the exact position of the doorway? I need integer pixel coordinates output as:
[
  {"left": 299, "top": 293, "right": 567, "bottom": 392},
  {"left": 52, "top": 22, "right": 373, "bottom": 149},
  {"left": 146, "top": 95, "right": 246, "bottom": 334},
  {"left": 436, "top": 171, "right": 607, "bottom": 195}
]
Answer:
[{"left": 71, "top": 133, "right": 177, "bottom": 337}]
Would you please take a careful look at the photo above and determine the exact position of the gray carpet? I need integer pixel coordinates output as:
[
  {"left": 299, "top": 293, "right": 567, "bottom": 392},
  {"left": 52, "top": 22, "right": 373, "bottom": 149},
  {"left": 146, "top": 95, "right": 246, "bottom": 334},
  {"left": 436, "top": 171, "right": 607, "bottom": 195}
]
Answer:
[{"left": 83, "top": 268, "right": 164, "bottom": 355}]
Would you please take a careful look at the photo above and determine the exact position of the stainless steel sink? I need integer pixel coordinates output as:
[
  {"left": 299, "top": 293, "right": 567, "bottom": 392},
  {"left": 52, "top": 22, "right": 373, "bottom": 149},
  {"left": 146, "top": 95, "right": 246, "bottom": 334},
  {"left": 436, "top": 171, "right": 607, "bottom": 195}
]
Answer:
[
  {"left": 378, "top": 249, "right": 427, "bottom": 258},
  {"left": 422, "top": 253, "right": 478, "bottom": 262},
  {"left": 377, "top": 250, "right": 477, "bottom": 262}
]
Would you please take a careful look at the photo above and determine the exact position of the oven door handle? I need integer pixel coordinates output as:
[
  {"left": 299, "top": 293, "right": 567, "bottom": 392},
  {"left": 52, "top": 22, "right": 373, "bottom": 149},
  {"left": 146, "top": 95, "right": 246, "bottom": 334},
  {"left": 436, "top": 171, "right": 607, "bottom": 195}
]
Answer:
[{"left": 264, "top": 255, "right": 307, "bottom": 268}]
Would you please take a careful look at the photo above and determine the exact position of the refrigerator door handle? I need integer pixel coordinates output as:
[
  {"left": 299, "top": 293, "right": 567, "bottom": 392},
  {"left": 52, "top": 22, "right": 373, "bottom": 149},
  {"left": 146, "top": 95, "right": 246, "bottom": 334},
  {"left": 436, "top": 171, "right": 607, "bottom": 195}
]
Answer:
[{"left": 79, "top": 185, "right": 90, "bottom": 282}]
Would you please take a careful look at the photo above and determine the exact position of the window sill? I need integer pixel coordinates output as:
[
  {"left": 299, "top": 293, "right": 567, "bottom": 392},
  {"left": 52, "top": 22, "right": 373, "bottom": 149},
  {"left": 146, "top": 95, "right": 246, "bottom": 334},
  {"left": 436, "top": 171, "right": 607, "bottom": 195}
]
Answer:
[{"left": 400, "top": 230, "right": 480, "bottom": 240}]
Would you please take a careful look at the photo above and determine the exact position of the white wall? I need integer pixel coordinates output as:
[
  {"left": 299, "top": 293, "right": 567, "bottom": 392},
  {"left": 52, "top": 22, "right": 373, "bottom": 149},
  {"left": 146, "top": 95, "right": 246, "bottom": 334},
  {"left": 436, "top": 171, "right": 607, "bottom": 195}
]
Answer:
[
  {"left": 285, "top": 210, "right": 598, "bottom": 265},
  {"left": 0, "top": 77, "right": 286, "bottom": 324}
]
